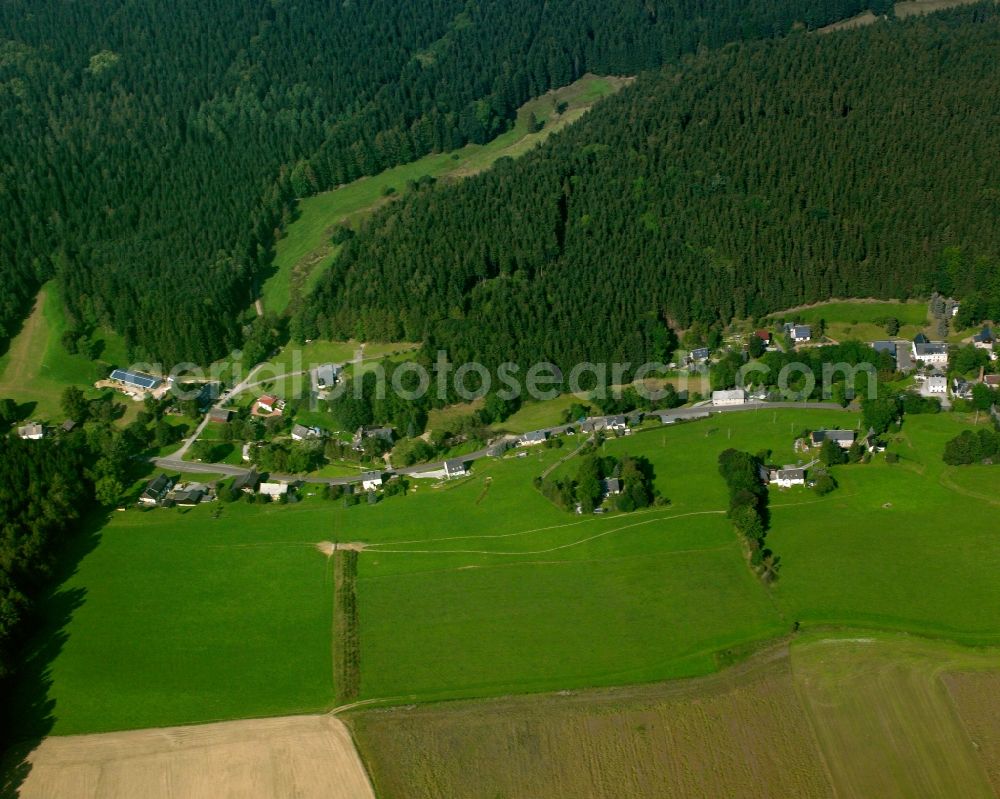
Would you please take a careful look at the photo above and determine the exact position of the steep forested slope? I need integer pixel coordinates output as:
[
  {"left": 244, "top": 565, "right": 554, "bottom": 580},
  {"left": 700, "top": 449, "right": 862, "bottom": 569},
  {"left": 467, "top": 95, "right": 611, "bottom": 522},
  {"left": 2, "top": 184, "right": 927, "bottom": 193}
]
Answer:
[
  {"left": 306, "top": 5, "right": 1000, "bottom": 371},
  {"left": 0, "top": 0, "right": 872, "bottom": 364}
]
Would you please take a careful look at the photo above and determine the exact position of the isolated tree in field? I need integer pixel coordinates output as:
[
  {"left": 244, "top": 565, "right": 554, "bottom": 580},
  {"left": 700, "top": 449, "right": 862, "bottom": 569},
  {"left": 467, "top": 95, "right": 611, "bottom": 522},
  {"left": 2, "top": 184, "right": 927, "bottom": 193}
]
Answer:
[
  {"left": 191, "top": 439, "right": 214, "bottom": 462},
  {"left": 884, "top": 317, "right": 900, "bottom": 336},
  {"left": 812, "top": 474, "right": 837, "bottom": 495}
]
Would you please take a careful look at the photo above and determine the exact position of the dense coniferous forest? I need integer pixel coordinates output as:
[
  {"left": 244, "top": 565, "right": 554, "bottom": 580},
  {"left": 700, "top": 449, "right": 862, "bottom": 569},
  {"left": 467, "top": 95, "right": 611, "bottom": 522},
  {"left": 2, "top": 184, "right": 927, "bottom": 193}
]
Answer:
[
  {"left": 0, "top": 0, "right": 874, "bottom": 364},
  {"left": 305, "top": 6, "right": 1000, "bottom": 373}
]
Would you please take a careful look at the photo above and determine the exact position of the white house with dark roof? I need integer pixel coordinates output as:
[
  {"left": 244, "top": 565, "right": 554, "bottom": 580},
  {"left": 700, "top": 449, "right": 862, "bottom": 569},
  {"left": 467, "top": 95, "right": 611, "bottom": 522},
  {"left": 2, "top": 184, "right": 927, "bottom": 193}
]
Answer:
[
  {"left": 606, "top": 415, "right": 628, "bottom": 432},
  {"left": 519, "top": 430, "right": 549, "bottom": 446},
  {"left": 361, "top": 471, "right": 384, "bottom": 491},
  {"left": 601, "top": 477, "right": 622, "bottom": 497},
  {"left": 810, "top": 429, "right": 855, "bottom": 449},
  {"left": 773, "top": 467, "right": 805, "bottom": 488},
  {"left": 110, "top": 368, "right": 162, "bottom": 392},
  {"left": 871, "top": 340, "right": 898, "bottom": 361},
  {"left": 17, "top": 422, "right": 44, "bottom": 440},
  {"left": 353, "top": 426, "right": 394, "bottom": 450},
  {"left": 927, "top": 375, "right": 947, "bottom": 394},
  {"left": 973, "top": 326, "right": 995, "bottom": 356},
  {"left": 912, "top": 340, "right": 948, "bottom": 367},
  {"left": 688, "top": 347, "right": 710, "bottom": 363},
  {"left": 444, "top": 459, "right": 468, "bottom": 479},
  {"left": 139, "top": 474, "right": 173, "bottom": 506},
  {"left": 291, "top": 424, "right": 322, "bottom": 441},
  {"left": 313, "top": 363, "right": 341, "bottom": 390}
]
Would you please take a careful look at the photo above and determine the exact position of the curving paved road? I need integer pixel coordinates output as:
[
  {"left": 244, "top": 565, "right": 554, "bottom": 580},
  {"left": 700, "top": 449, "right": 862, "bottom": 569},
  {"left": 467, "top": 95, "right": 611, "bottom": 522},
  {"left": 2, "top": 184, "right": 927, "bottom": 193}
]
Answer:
[{"left": 152, "top": 401, "right": 851, "bottom": 486}]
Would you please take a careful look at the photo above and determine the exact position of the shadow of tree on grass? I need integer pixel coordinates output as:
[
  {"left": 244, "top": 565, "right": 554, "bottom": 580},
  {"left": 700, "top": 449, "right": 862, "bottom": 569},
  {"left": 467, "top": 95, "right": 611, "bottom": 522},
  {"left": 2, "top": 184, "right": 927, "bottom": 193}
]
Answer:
[{"left": 0, "top": 511, "right": 105, "bottom": 798}]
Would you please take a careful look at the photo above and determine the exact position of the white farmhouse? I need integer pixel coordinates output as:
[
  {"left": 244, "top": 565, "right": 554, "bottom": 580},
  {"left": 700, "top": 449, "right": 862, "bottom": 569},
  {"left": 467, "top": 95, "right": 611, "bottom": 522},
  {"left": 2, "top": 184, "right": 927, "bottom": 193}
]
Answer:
[
  {"left": 712, "top": 389, "right": 746, "bottom": 407},
  {"left": 772, "top": 467, "right": 805, "bottom": 488},
  {"left": 927, "top": 375, "right": 947, "bottom": 394}
]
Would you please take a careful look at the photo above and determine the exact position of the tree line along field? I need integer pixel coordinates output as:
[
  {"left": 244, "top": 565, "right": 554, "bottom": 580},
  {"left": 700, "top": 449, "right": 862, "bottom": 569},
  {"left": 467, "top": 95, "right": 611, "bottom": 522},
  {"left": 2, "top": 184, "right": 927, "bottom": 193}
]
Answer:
[
  {"left": 261, "top": 74, "right": 630, "bottom": 315},
  {"left": 346, "top": 634, "right": 1000, "bottom": 799},
  {"left": 7, "top": 406, "right": 999, "bottom": 744}
]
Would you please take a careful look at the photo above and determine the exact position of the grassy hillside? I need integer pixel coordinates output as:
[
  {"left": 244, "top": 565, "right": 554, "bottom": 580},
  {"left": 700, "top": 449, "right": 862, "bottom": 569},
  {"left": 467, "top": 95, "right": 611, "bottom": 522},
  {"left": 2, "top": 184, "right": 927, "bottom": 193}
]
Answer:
[
  {"left": 11, "top": 408, "right": 1000, "bottom": 737},
  {"left": 0, "top": 284, "right": 128, "bottom": 420},
  {"left": 767, "top": 299, "right": 930, "bottom": 341},
  {"left": 261, "top": 75, "right": 630, "bottom": 314},
  {"left": 7, "top": 500, "right": 336, "bottom": 737}
]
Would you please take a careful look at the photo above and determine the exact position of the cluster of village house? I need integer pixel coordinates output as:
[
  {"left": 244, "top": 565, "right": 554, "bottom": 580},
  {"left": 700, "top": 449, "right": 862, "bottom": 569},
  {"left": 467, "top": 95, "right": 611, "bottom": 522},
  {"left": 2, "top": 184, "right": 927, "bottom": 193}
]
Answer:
[
  {"left": 689, "top": 323, "right": 998, "bottom": 409},
  {"left": 761, "top": 427, "right": 884, "bottom": 488},
  {"left": 136, "top": 454, "right": 474, "bottom": 509},
  {"left": 15, "top": 326, "right": 998, "bottom": 510}
]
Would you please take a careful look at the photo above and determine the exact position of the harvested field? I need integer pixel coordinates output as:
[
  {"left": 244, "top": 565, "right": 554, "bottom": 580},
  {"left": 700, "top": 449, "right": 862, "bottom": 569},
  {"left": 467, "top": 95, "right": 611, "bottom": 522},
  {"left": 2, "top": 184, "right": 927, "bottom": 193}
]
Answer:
[
  {"left": 11, "top": 715, "right": 374, "bottom": 799},
  {"left": 792, "top": 637, "right": 994, "bottom": 798},
  {"left": 818, "top": 0, "right": 985, "bottom": 32},
  {"left": 943, "top": 671, "right": 1000, "bottom": 795},
  {"left": 347, "top": 646, "right": 833, "bottom": 799}
]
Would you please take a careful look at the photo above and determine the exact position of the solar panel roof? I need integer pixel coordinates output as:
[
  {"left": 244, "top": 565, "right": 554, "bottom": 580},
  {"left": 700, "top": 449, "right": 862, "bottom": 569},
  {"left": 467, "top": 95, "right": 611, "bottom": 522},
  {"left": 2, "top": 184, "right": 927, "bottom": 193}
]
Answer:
[{"left": 110, "top": 368, "right": 160, "bottom": 389}]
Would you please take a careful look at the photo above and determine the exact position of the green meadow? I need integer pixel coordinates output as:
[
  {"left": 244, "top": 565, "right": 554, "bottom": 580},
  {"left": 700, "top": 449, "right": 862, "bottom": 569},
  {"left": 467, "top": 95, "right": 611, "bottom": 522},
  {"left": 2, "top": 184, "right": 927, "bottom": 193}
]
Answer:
[
  {"left": 769, "top": 413, "right": 1000, "bottom": 642},
  {"left": 10, "top": 499, "right": 336, "bottom": 737},
  {"left": 0, "top": 283, "right": 128, "bottom": 420},
  {"left": 261, "top": 74, "right": 629, "bottom": 314},
  {"left": 13, "top": 407, "right": 1000, "bottom": 735},
  {"left": 768, "top": 299, "right": 930, "bottom": 341}
]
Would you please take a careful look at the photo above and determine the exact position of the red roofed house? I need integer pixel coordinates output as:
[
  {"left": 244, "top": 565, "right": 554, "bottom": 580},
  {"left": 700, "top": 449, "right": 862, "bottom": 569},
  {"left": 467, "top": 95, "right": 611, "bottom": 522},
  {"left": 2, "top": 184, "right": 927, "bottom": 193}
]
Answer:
[
  {"left": 755, "top": 330, "right": 772, "bottom": 343},
  {"left": 255, "top": 394, "right": 279, "bottom": 414}
]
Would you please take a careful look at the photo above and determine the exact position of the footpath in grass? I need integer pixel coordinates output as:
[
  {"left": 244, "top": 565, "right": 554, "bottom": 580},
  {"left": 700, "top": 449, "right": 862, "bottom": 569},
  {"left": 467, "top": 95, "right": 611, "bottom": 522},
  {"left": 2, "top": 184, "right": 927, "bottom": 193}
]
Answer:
[{"left": 261, "top": 74, "right": 630, "bottom": 314}]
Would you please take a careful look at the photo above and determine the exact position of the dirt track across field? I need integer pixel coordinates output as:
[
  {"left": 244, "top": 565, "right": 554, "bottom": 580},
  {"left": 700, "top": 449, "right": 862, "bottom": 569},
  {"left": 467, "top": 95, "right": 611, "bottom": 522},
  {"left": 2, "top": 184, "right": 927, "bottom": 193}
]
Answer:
[{"left": 13, "top": 715, "right": 375, "bottom": 799}]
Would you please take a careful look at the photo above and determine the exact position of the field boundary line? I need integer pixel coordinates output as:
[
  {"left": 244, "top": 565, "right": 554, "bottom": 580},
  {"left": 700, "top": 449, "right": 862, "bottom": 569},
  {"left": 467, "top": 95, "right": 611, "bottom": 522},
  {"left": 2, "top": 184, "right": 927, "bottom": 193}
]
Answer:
[{"left": 365, "top": 509, "right": 726, "bottom": 556}]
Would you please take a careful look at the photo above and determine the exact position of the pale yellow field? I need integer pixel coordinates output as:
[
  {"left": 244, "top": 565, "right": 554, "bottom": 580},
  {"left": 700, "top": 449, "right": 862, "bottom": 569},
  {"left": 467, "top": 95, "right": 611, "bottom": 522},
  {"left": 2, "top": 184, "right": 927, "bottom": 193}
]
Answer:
[
  {"left": 12, "top": 716, "right": 374, "bottom": 799},
  {"left": 819, "top": 0, "right": 987, "bottom": 32},
  {"left": 943, "top": 671, "right": 1000, "bottom": 795},
  {"left": 792, "top": 637, "right": 995, "bottom": 798}
]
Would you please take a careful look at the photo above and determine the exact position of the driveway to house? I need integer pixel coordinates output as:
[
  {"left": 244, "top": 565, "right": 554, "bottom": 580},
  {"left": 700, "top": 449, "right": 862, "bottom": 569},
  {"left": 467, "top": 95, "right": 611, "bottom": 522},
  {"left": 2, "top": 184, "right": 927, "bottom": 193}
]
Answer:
[{"left": 165, "top": 345, "right": 366, "bottom": 460}]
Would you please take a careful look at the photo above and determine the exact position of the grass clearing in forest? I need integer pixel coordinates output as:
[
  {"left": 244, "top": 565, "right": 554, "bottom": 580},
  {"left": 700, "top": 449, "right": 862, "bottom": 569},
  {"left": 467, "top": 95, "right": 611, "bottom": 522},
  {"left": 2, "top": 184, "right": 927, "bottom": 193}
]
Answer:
[
  {"left": 0, "top": 283, "right": 128, "bottom": 420},
  {"left": 260, "top": 74, "right": 630, "bottom": 314},
  {"left": 767, "top": 299, "right": 929, "bottom": 341}
]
